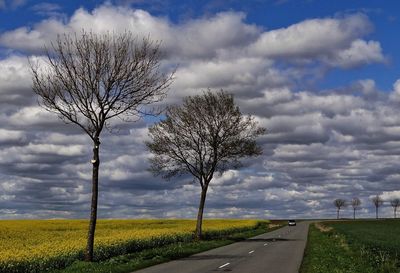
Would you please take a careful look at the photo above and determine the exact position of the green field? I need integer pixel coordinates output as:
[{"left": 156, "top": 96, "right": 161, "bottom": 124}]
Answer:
[{"left": 301, "top": 220, "right": 400, "bottom": 273}]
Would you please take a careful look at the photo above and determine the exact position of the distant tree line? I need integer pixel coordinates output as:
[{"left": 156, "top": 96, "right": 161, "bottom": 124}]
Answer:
[{"left": 333, "top": 195, "right": 400, "bottom": 220}]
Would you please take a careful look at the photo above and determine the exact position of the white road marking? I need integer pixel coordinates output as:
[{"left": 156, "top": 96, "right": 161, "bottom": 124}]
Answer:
[
  {"left": 218, "top": 263, "right": 230, "bottom": 269},
  {"left": 249, "top": 250, "right": 255, "bottom": 254},
  {"left": 264, "top": 243, "right": 268, "bottom": 246}
]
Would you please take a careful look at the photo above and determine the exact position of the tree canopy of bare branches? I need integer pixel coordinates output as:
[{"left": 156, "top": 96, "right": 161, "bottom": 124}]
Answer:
[
  {"left": 333, "top": 199, "right": 346, "bottom": 219},
  {"left": 351, "top": 197, "right": 362, "bottom": 220},
  {"left": 390, "top": 198, "right": 400, "bottom": 218},
  {"left": 146, "top": 90, "right": 266, "bottom": 239},
  {"left": 371, "top": 195, "right": 384, "bottom": 219},
  {"left": 31, "top": 31, "right": 173, "bottom": 261}
]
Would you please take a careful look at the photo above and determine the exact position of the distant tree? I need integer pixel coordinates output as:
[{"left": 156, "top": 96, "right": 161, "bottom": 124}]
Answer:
[
  {"left": 31, "top": 31, "right": 173, "bottom": 261},
  {"left": 371, "top": 195, "right": 384, "bottom": 219},
  {"left": 146, "top": 90, "right": 266, "bottom": 239},
  {"left": 390, "top": 198, "right": 400, "bottom": 219},
  {"left": 334, "top": 199, "right": 346, "bottom": 219},
  {"left": 351, "top": 197, "right": 362, "bottom": 220}
]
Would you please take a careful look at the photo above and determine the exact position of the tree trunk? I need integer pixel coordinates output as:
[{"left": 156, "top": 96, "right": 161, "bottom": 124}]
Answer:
[
  {"left": 376, "top": 206, "right": 378, "bottom": 219},
  {"left": 194, "top": 185, "right": 208, "bottom": 240},
  {"left": 353, "top": 208, "right": 355, "bottom": 220},
  {"left": 337, "top": 208, "right": 339, "bottom": 219},
  {"left": 394, "top": 208, "right": 397, "bottom": 219},
  {"left": 85, "top": 138, "right": 100, "bottom": 262}
]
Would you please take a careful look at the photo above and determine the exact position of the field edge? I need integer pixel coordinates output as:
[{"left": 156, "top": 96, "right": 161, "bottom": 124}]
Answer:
[{"left": 50, "top": 221, "right": 283, "bottom": 273}]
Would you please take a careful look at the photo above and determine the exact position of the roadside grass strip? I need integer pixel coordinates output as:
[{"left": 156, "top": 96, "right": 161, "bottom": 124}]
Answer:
[{"left": 51, "top": 223, "right": 277, "bottom": 273}]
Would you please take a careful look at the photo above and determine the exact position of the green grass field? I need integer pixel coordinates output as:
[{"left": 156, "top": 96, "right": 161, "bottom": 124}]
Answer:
[{"left": 301, "top": 220, "right": 400, "bottom": 273}]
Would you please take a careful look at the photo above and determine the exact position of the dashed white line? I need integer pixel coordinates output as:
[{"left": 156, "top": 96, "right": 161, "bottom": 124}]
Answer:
[
  {"left": 218, "top": 263, "right": 230, "bottom": 269},
  {"left": 249, "top": 250, "right": 255, "bottom": 254}
]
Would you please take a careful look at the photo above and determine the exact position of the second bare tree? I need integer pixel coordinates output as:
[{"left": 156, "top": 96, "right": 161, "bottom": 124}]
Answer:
[{"left": 147, "top": 90, "right": 265, "bottom": 239}]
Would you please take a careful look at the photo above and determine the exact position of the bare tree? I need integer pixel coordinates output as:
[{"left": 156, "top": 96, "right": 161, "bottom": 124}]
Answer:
[
  {"left": 146, "top": 90, "right": 265, "bottom": 239},
  {"left": 31, "top": 31, "right": 173, "bottom": 261},
  {"left": 334, "top": 199, "right": 346, "bottom": 219},
  {"left": 371, "top": 195, "right": 384, "bottom": 219},
  {"left": 390, "top": 198, "right": 400, "bottom": 218},
  {"left": 351, "top": 197, "right": 362, "bottom": 220}
]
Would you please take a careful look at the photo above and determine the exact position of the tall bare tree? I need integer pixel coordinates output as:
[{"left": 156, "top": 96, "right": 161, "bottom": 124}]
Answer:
[
  {"left": 146, "top": 90, "right": 265, "bottom": 239},
  {"left": 333, "top": 199, "right": 346, "bottom": 219},
  {"left": 371, "top": 195, "right": 384, "bottom": 219},
  {"left": 390, "top": 198, "right": 400, "bottom": 218},
  {"left": 31, "top": 31, "right": 173, "bottom": 261},
  {"left": 351, "top": 197, "right": 362, "bottom": 220}
]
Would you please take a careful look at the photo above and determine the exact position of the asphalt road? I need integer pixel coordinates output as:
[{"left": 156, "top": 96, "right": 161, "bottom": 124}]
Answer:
[{"left": 134, "top": 221, "right": 311, "bottom": 273}]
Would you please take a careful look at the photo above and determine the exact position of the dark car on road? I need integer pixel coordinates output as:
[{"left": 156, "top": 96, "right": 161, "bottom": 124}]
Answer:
[{"left": 288, "top": 219, "right": 296, "bottom": 226}]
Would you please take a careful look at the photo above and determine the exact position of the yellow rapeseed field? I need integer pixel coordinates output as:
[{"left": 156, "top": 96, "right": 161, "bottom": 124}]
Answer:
[{"left": 0, "top": 219, "right": 267, "bottom": 273}]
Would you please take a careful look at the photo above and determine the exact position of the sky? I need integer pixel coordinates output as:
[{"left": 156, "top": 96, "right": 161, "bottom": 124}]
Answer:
[{"left": 1, "top": 0, "right": 400, "bottom": 220}]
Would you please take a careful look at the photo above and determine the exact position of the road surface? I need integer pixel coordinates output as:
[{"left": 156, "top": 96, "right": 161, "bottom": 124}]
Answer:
[{"left": 134, "top": 221, "right": 311, "bottom": 273}]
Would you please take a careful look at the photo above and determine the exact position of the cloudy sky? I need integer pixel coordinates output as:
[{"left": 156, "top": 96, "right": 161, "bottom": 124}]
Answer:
[{"left": 1, "top": 0, "right": 400, "bottom": 220}]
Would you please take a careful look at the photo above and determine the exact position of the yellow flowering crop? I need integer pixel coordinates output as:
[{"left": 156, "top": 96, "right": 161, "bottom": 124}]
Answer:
[{"left": 0, "top": 219, "right": 267, "bottom": 273}]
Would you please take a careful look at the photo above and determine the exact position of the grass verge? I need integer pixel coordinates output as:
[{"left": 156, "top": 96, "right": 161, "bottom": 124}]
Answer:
[{"left": 50, "top": 221, "right": 282, "bottom": 273}]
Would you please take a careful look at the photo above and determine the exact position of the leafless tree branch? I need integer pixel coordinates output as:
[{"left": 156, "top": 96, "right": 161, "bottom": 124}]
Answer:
[
  {"left": 31, "top": 30, "right": 174, "bottom": 261},
  {"left": 146, "top": 90, "right": 265, "bottom": 239}
]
